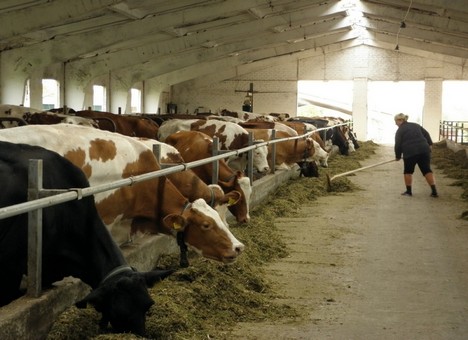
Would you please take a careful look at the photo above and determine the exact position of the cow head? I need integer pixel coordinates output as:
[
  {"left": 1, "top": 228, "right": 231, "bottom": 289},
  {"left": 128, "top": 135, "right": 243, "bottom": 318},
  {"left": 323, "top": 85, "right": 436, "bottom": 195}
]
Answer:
[
  {"left": 208, "top": 184, "right": 241, "bottom": 226},
  {"left": 162, "top": 199, "right": 245, "bottom": 263},
  {"left": 309, "top": 138, "right": 329, "bottom": 167},
  {"left": 297, "top": 160, "right": 319, "bottom": 177},
  {"left": 332, "top": 126, "right": 349, "bottom": 155},
  {"left": 76, "top": 268, "right": 174, "bottom": 336},
  {"left": 252, "top": 141, "right": 270, "bottom": 173},
  {"left": 219, "top": 172, "right": 251, "bottom": 224}
]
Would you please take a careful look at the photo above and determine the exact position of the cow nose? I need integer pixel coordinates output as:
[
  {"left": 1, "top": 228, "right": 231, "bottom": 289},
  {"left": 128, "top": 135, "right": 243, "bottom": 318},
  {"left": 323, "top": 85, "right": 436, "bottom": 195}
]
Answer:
[
  {"left": 263, "top": 166, "right": 270, "bottom": 173},
  {"left": 235, "top": 242, "right": 245, "bottom": 254}
]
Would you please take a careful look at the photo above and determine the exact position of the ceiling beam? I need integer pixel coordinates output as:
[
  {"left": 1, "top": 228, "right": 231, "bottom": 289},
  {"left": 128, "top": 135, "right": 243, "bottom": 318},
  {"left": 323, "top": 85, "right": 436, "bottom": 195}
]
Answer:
[
  {"left": 68, "top": 16, "right": 352, "bottom": 85},
  {"left": 155, "top": 38, "right": 361, "bottom": 90},
  {"left": 360, "top": 2, "right": 468, "bottom": 36},
  {"left": 66, "top": 3, "right": 347, "bottom": 73},
  {"left": 0, "top": 0, "right": 122, "bottom": 40},
  {"left": 368, "top": 30, "right": 468, "bottom": 61},
  {"left": 112, "top": 30, "right": 359, "bottom": 87},
  {"left": 2, "top": 0, "right": 274, "bottom": 68},
  {"left": 363, "top": 17, "right": 468, "bottom": 50},
  {"left": 361, "top": 0, "right": 468, "bottom": 16}
]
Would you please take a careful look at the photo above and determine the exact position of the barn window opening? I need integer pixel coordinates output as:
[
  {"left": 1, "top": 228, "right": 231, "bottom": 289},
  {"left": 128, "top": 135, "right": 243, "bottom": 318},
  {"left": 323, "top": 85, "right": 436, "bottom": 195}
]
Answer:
[
  {"left": 131, "top": 88, "right": 142, "bottom": 113},
  {"left": 93, "top": 85, "right": 106, "bottom": 111},
  {"left": 297, "top": 80, "right": 353, "bottom": 119},
  {"left": 442, "top": 81, "right": 468, "bottom": 121},
  {"left": 42, "top": 79, "right": 60, "bottom": 110},
  {"left": 368, "top": 81, "right": 424, "bottom": 144}
]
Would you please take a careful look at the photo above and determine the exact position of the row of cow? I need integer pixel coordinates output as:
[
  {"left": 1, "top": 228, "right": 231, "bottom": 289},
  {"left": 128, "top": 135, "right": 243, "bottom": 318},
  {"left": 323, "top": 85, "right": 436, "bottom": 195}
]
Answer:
[{"left": 0, "top": 104, "right": 358, "bottom": 336}]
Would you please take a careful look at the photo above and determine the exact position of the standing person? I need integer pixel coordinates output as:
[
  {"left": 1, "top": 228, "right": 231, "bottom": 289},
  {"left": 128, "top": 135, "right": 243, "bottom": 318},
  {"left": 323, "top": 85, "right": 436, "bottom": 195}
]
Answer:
[{"left": 394, "top": 113, "right": 438, "bottom": 197}]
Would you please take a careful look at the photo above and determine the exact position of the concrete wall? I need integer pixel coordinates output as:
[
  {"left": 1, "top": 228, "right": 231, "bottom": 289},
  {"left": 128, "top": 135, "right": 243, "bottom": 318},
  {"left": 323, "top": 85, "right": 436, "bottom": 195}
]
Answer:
[
  {"left": 170, "top": 45, "right": 467, "bottom": 141},
  {"left": 1, "top": 44, "right": 466, "bottom": 139}
]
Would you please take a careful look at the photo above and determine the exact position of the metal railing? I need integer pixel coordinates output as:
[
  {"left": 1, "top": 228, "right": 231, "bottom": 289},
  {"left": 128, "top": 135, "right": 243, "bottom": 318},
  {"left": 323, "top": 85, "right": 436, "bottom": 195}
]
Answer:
[
  {"left": 440, "top": 121, "right": 468, "bottom": 145},
  {"left": 0, "top": 123, "right": 347, "bottom": 300}
]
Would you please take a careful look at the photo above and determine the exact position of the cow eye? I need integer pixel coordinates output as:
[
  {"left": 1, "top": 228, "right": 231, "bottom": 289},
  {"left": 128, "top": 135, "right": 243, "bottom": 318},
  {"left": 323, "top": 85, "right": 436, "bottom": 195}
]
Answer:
[{"left": 201, "top": 222, "right": 212, "bottom": 230}]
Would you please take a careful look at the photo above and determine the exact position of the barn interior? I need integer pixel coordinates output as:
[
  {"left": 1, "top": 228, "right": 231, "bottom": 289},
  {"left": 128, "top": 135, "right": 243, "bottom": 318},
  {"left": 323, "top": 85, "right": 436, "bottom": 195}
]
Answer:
[
  {"left": 1, "top": 0, "right": 468, "bottom": 143},
  {"left": 1, "top": 1, "right": 468, "bottom": 339}
]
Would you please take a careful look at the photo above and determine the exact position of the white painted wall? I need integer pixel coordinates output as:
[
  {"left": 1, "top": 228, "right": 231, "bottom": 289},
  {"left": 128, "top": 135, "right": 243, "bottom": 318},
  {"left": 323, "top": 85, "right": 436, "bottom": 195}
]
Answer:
[
  {"left": 0, "top": 44, "right": 467, "bottom": 132},
  {"left": 170, "top": 45, "right": 463, "bottom": 140}
]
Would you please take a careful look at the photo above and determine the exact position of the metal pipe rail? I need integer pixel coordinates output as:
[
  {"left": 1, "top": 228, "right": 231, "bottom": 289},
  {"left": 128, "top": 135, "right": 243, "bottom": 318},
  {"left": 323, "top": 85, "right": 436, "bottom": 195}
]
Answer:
[
  {"left": 0, "top": 123, "right": 344, "bottom": 220},
  {"left": 439, "top": 121, "right": 468, "bottom": 145},
  {"left": 0, "top": 121, "right": 348, "bottom": 299}
]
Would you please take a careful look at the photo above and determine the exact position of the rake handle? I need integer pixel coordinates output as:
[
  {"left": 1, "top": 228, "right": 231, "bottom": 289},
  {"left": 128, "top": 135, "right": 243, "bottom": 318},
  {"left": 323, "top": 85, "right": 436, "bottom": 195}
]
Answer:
[{"left": 329, "top": 159, "right": 396, "bottom": 182}]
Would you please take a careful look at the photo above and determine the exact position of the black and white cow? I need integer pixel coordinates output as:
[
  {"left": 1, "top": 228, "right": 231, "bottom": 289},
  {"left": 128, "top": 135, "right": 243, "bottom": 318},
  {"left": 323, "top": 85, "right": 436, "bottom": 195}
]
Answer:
[{"left": 0, "top": 141, "right": 174, "bottom": 335}]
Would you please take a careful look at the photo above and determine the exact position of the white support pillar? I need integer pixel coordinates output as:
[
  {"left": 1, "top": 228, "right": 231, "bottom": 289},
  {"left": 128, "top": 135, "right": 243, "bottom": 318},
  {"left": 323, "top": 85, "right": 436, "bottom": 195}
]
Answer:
[
  {"left": 352, "top": 77, "right": 368, "bottom": 141},
  {"left": 423, "top": 78, "right": 443, "bottom": 142},
  {"left": 29, "top": 70, "right": 43, "bottom": 109},
  {"left": 64, "top": 81, "right": 87, "bottom": 111},
  {"left": 109, "top": 74, "right": 130, "bottom": 114},
  {"left": 143, "top": 79, "right": 165, "bottom": 114},
  {"left": 1, "top": 52, "right": 28, "bottom": 105}
]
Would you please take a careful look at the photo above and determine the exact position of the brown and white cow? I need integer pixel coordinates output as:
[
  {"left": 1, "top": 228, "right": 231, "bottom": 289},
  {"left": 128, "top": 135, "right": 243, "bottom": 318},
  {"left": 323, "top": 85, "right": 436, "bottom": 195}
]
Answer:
[
  {"left": 158, "top": 118, "right": 270, "bottom": 174},
  {"left": 135, "top": 138, "right": 241, "bottom": 226},
  {"left": 0, "top": 104, "right": 99, "bottom": 128},
  {"left": 0, "top": 125, "right": 244, "bottom": 264},
  {"left": 164, "top": 130, "right": 252, "bottom": 224},
  {"left": 220, "top": 109, "right": 276, "bottom": 122},
  {"left": 25, "top": 111, "right": 99, "bottom": 127},
  {"left": 75, "top": 110, "right": 159, "bottom": 139},
  {"left": 245, "top": 128, "right": 328, "bottom": 170}
]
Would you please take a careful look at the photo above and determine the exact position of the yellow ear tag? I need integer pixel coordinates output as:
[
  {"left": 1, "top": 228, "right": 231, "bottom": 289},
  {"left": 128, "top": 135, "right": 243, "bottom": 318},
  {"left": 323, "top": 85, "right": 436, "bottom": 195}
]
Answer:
[
  {"left": 173, "top": 222, "right": 182, "bottom": 230},
  {"left": 228, "top": 198, "right": 236, "bottom": 206}
]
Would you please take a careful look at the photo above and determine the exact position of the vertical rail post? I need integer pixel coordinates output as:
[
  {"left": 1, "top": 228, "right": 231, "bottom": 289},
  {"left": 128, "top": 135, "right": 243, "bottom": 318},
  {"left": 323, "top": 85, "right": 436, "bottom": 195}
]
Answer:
[
  {"left": 271, "top": 129, "right": 277, "bottom": 174},
  {"left": 153, "top": 144, "right": 162, "bottom": 163},
  {"left": 247, "top": 132, "right": 254, "bottom": 185},
  {"left": 212, "top": 137, "right": 220, "bottom": 184},
  {"left": 27, "top": 159, "right": 43, "bottom": 298}
]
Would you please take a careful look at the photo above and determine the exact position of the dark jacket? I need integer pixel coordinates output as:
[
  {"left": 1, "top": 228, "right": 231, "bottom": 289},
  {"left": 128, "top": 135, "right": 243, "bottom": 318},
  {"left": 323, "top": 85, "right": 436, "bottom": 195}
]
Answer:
[{"left": 395, "top": 121, "right": 432, "bottom": 159}]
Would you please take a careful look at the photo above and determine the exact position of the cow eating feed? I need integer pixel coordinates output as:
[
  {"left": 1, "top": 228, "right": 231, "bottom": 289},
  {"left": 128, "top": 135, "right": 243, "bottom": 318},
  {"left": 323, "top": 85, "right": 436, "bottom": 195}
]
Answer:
[
  {"left": 0, "top": 125, "right": 244, "bottom": 265},
  {"left": 0, "top": 141, "right": 174, "bottom": 335}
]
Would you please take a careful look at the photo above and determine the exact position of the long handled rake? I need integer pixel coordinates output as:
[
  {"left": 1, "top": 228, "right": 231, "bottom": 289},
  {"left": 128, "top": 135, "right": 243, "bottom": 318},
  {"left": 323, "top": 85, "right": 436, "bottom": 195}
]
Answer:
[{"left": 326, "top": 159, "right": 396, "bottom": 191}]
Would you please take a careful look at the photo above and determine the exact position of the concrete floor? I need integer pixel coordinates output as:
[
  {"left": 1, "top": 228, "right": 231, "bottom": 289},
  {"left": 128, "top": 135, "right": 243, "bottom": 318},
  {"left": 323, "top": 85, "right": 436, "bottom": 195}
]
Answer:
[{"left": 230, "top": 144, "right": 468, "bottom": 340}]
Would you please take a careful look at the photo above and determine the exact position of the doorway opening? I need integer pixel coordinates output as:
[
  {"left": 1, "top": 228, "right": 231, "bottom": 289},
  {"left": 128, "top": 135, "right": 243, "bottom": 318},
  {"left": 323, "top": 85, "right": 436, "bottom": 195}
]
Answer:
[{"left": 368, "top": 81, "right": 424, "bottom": 144}]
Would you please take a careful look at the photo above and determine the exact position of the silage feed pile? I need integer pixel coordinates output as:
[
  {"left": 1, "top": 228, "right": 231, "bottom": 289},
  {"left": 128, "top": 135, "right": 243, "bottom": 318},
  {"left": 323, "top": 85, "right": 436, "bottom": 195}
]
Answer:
[
  {"left": 432, "top": 141, "right": 468, "bottom": 220},
  {"left": 47, "top": 141, "right": 379, "bottom": 340}
]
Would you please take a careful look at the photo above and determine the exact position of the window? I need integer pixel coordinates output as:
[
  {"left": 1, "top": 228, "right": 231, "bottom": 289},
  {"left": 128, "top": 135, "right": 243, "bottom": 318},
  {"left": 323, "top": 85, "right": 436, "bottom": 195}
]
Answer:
[
  {"left": 93, "top": 85, "right": 106, "bottom": 111},
  {"left": 131, "top": 88, "right": 142, "bottom": 113},
  {"left": 297, "top": 80, "right": 353, "bottom": 119},
  {"left": 442, "top": 81, "right": 468, "bottom": 121},
  {"left": 368, "top": 81, "right": 424, "bottom": 143},
  {"left": 42, "top": 79, "right": 60, "bottom": 109}
]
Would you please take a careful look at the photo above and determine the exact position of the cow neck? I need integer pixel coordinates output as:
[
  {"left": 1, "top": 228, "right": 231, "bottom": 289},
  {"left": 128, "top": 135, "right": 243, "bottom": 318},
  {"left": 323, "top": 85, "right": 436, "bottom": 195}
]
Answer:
[
  {"left": 302, "top": 138, "right": 311, "bottom": 163},
  {"left": 100, "top": 265, "right": 135, "bottom": 285},
  {"left": 181, "top": 200, "right": 191, "bottom": 214},
  {"left": 208, "top": 187, "right": 216, "bottom": 207},
  {"left": 177, "top": 200, "right": 191, "bottom": 268},
  {"left": 220, "top": 173, "right": 236, "bottom": 186},
  {"left": 82, "top": 216, "right": 130, "bottom": 288},
  {"left": 159, "top": 177, "right": 191, "bottom": 219}
]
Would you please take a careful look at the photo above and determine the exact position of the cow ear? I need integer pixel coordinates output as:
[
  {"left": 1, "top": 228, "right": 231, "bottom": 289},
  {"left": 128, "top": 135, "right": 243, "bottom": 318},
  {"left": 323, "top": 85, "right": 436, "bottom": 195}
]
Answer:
[
  {"left": 162, "top": 214, "right": 187, "bottom": 232},
  {"left": 223, "top": 190, "right": 241, "bottom": 206},
  {"left": 143, "top": 269, "right": 176, "bottom": 287},
  {"left": 76, "top": 287, "right": 105, "bottom": 312}
]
